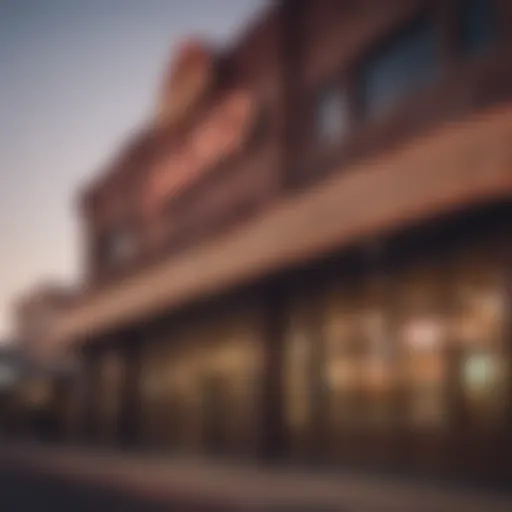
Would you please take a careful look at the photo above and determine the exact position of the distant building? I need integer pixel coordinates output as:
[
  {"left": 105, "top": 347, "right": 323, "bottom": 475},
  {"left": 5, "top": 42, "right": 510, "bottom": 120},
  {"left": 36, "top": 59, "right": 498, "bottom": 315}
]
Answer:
[
  {"left": 14, "top": 282, "right": 76, "bottom": 366},
  {"left": 45, "top": 0, "right": 512, "bottom": 484},
  {"left": 0, "top": 341, "right": 72, "bottom": 440},
  {"left": 0, "top": 343, "right": 21, "bottom": 390}
]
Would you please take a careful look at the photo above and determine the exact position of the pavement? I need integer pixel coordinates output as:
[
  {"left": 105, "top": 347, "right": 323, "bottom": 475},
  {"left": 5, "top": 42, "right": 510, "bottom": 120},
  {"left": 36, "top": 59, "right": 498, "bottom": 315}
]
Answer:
[{"left": 1, "top": 441, "right": 512, "bottom": 511}]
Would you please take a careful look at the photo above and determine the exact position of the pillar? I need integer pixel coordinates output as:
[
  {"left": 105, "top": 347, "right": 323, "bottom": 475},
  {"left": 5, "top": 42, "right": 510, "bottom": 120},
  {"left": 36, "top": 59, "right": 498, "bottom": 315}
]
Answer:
[
  {"left": 117, "top": 330, "right": 143, "bottom": 449},
  {"left": 260, "top": 282, "right": 288, "bottom": 461}
]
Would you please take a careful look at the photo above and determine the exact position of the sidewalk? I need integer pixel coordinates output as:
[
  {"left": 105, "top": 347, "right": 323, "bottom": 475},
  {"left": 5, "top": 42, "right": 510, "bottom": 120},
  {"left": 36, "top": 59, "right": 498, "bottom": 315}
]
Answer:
[{"left": 1, "top": 442, "right": 511, "bottom": 511}]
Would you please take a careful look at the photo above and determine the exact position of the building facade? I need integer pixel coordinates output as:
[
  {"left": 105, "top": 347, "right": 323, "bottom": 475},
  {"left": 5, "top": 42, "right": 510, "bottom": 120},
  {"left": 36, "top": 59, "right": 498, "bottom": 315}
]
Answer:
[
  {"left": 48, "top": 0, "right": 512, "bottom": 484},
  {"left": 6, "top": 284, "right": 77, "bottom": 441},
  {"left": 14, "top": 282, "right": 75, "bottom": 365}
]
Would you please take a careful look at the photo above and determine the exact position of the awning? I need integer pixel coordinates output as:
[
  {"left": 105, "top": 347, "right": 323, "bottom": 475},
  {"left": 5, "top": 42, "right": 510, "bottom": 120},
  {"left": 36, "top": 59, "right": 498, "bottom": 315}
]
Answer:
[{"left": 52, "top": 105, "right": 512, "bottom": 347}]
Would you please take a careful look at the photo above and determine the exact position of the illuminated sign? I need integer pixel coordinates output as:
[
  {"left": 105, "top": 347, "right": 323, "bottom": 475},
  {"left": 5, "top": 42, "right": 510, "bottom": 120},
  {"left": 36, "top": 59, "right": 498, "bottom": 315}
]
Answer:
[{"left": 146, "top": 89, "right": 258, "bottom": 212}]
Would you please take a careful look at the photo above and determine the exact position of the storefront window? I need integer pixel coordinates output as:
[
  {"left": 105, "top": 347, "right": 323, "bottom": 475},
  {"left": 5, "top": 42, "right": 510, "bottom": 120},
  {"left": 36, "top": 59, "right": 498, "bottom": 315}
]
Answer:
[
  {"left": 451, "top": 256, "right": 508, "bottom": 427},
  {"left": 355, "top": 281, "right": 395, "bottom": 428},
  {"left": 396, "top": 264, "right": 448, "bottom": 428},
  {"left": 153, "top": 311, "right": 263, "bottom": 456},
  {"left": 323, "top": 279, "right": 395, "bottom": 431},
  {"left": 324, "top": 291, "right": 356, "bottom": 429},
  {"left": 463, "top": 352, "right": 501, "bottom": 398}
]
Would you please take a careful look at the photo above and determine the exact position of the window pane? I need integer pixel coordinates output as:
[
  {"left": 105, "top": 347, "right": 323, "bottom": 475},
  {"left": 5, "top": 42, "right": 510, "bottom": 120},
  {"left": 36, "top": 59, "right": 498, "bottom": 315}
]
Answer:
[
  {"left": 362, "top": 20, "right": 439, "bottom": 118},
  {"left": 105, "top": 227, "right": 137, "bottom": 265},
  {"left": 461, "top": 0, "right": 496, "bottom": 58},
  {"left": 316, "top": 86, "right": 349, "bottom": 141}
]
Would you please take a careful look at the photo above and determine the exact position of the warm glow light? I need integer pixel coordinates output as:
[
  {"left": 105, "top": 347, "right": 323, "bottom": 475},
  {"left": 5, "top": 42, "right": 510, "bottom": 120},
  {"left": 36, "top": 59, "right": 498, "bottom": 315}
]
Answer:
[
  {"left": 403, "top": 317, "right": 444, "bottom": 351},
  {"left": 327, "top": 361, "right": 355, "bottom": 388},
  {"left": 454, "top": 289, "right": 505, "bottom": 343},
  {"left": 361, "top": 310, "right": 386, "bottom": 338},
  {"left": 463, "top": 353, "right": 499, "bottom": 394}
]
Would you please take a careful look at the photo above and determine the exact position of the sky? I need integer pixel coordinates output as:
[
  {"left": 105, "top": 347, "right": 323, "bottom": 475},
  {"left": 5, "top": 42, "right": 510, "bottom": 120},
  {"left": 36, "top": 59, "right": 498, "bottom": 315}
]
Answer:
[{"left": 0, "top": 0, "right": 266, "bottom": 340}]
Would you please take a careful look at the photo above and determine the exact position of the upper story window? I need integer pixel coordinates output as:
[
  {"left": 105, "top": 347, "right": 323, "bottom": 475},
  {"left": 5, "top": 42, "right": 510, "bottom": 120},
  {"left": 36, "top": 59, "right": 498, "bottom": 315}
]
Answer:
[
  {"left": 103, "top": 226, "right": 138, "bottom": 268},
  {"left": 315, "top": 85, "right": 350, "bottom": 142},
  {"left": 362, "top": 18, "right": 439, "bottom": 119},
  {"left": 460, "top": 0, "right": 496, "bottom": 58}
]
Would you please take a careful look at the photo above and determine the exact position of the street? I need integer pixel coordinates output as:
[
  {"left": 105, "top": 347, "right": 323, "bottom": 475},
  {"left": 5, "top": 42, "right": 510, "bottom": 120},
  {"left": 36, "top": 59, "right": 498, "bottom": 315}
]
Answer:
[
  {"left": 0, "top": 466, "right": 173, "bottom": 512},
  {"left": 2, "top": 442, "right": 512, "bottom": 512}
]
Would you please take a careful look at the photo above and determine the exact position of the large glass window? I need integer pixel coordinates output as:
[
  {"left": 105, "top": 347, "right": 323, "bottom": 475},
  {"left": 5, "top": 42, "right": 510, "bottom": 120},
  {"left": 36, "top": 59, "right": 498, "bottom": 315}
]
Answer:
[
  {"left": 356, "top": 290, "right": 394, "bottom": 428},
  {"left": 200, "top": 318, "right": 263, "bottom": 456},
  {"left": 149, "top": 310, "right": 264, "bottom": 456},
  {"left": 362, "top": 19, "right": 439, "bottom": 118},
  {"left": 460, "top": 0, "right": 497, "bottom": 58},
  {"left": 324, "top": 290, "right": 359, "bottom": 430},
  {"left": 323, "top": 277, "right": 395, "bottom": 432},
  {"left": 396, "top": 263, "right": 448, "bottom": 429},
  {"left": 283, "top": 296, "right": 326, "bottom": 459},
  {"left": 450, "top": 252, "right": 508, "bottom": 429}
]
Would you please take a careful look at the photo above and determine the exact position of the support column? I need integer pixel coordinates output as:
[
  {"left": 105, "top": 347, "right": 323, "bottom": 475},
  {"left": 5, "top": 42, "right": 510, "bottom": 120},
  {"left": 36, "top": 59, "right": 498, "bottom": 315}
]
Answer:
[
  {"left": 118, "top": 331, "right": 143, "bottom": 449},
  {"left": 260, "top": 282, "right": 288, "bottom": 461},
  {"left": 64, "top": 370, "right": 84, "bottom": 445},
  {"left": 50, "top": 375, "right": 69, "bottom": 443},
  {"left": 81, "top": 346, "right": 101, "bottom": 445}
]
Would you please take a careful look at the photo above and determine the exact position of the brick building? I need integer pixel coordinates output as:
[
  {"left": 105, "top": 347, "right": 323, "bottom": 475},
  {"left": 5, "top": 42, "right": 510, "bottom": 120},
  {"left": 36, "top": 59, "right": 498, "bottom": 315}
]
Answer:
[{"left": 47, "top": 0, "right": 512, "bottom": 484}]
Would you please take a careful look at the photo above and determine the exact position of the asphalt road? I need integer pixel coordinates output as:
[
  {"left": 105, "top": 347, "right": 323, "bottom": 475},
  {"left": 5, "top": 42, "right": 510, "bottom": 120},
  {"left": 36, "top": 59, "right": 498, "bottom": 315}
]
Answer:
[
  {"left": 0, "top": 464, "right": 343, "bottom": 512},
  {"left": 0, "top": 466, "right": 174, "bottom": 512}
]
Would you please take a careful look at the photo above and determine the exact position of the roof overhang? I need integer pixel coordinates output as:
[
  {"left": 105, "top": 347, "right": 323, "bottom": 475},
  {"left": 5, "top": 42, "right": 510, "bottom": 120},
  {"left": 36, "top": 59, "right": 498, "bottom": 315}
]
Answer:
[{"left": 52, "top": 104, "right": 512, "bottom": 347}]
